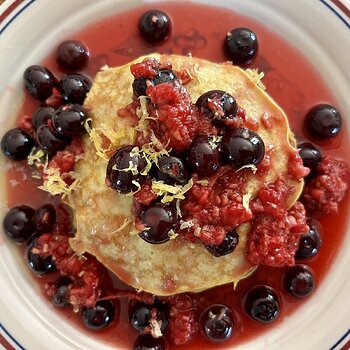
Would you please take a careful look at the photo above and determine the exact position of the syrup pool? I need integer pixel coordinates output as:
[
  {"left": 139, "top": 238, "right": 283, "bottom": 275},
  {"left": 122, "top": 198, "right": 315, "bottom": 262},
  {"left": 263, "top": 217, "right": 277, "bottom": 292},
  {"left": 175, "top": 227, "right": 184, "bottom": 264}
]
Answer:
[{"left": 5, "top": 2, "right": 350, "bottom": 349}]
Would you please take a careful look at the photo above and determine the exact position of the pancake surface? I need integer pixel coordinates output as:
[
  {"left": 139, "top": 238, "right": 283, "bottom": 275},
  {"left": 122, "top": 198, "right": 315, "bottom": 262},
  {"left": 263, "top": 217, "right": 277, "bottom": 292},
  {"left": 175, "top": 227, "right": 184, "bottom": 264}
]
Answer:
[{"left": 69, "top": 54, "right": 303, "bottom": 295}]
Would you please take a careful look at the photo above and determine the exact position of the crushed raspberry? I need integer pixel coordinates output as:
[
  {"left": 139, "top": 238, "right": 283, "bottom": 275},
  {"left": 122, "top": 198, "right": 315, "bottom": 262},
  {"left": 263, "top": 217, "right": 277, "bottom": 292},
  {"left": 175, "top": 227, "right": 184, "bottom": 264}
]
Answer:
[
  {"left": 117, "top": 101, "right": 139, "bottom": 125},
  {"left": 147, "top": 82, "right": 184, "bottom": 105},
  {"left": 166, "top": 294, "right": 198, "bottom": 346},
  {"left": 302, "top": 156, "right": 349, "bottom": 215},
  {"left": 243, "top": 116, "right": 259, "bottom": 131},
  {"left": 131, "top": 58, "right": 215, "bottom": 152},
  {"left": 45, "top": 87, "right": 63, "bottom": 108},
  {"left": 261, "top": 112, "right": 280, "bottom": 130},
  {"left": 130, "top": 57, "right": 161, "bottom": 79},
  {"left": 288, "top": 149, "right": 310, "bottom": 180},
  {"left": 251, "top": 179, "right": 292, "bottom": 217},
  {"left": 48, "top": 150, "right": 76, "bottom": 174},
  {"left": 47, "top": 137, "right": 84, "bottom": 175},
  {"left": 17, "top": 114, "right": 34, "bottom": 134},
  {"left": 236, "top": 107, "right": 246, "bottom": 122},
  {"left": 146, "top": 81, "right": 215, "bottom": 152},
  {"left": 133, "top": 181, "right": 157, "bottom": 206},
  {"left": 180, "top": 167, "right": 252, "bottom": 245},
  {"left": 255, "top": 145, "right": 273, "bottom": 177},
  {"left": 34, "top": 233, "right": 103, "bottom": 309},
  {"left": 67, "top": 137, "right": 84, "bottom": 157},
  {"left": 53, "top": 203, "right": 75, "bottom": 236},
  {"left": 247, "top": 179, "right": 308, "bottom": 267}
]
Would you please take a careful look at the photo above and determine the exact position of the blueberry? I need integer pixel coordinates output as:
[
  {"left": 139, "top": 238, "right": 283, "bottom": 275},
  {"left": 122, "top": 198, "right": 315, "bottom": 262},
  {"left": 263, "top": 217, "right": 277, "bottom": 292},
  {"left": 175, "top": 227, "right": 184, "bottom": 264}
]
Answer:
[
  {"left": 23, "top": 65, "right": 57, "bottom": 100},
  {"left": 106, "top": 145, "right": 147, "bottom": 193},
  {"left": 200, "top": 304, "right": 234, "bottom": 342},
  {"left": 133, "top": 77, "right": 149, "bottom": 98},
  {"left": 35, "top": 204, "right": 56, "bottom": 233},
  {"left": 196, "top": 90, "right": 238, "bottom": 125},
  {"left": 139, "top": 10, "right": 171, "bottom": 44},
  {"left": 36, "top": 125, "right": 69, "bottom": 155},
  {"left": 221, "top": 127, "right": 265, "bottom": 168},
  {"left": 3, "top": 205, "right": 36, "bottom": 243},
  {"left": 52, "top": 276, "right": 73, "bottom": 308},
  {"left": 153, "top": 69, "right": 177, "bottom": 86},
  {"left": 52, "top": 104, "right": 89, "bottom": 137},
  {"left": 130, "top": 303, "right": 153, "bottom": 333},
  {"left": 26, "top": 237, "right": 56, "bottom": 275},
  {"left": 206, "top": 230, "right": 239, "bottom": 257},
  {"left": 245, "top": 285, "right": 280, "bottom": 323},
  {"left": 188, "top": 134, "right": 221, "bottom": 177},
  {"left": 130, "top": 300, "right": 169, "bottom": 334},
  {"left": 59, "top": 73, "right": 92, "bottom": 105},
  {"left": 1, "top": 128, "right": 34, "bottom": 160},
  {"left": 283, "top": 265, "right": 315, "bottom": 298},
  {"left": 305, "top": 104, "right": 342, "bottom": 139},
  {"left": 295, "top": 218, "right": 322, "bottom": 260},
  {"left": 156, "top": 155, "right": 189, "bottom": 185},
  {"left": 139, "top": 204, "right": 178, "bottom": 244},
  {"left": 32, "top": 104, "right": 55, "bottom": 129},
  {"left": 298, "top": 142, "right": 322, "bottom": 176},
  {"left": 81, "top": 300, "right": 116, "bottom": 330},
  {"left": 133, "top": 335, "right": 168, "bottom": 350},
  {"left": 56, "top": 40, "right": 90, "bottom": 71},
  {"left": 224, "top": 28, "right": 258, "bottom": 65}
]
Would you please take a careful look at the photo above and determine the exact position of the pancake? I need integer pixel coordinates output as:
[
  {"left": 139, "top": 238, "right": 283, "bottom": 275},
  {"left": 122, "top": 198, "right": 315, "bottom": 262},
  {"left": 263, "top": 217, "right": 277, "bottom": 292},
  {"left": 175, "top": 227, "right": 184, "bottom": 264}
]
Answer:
[{"left": 68, "top": 54, "right": 303, "bottom": 296}]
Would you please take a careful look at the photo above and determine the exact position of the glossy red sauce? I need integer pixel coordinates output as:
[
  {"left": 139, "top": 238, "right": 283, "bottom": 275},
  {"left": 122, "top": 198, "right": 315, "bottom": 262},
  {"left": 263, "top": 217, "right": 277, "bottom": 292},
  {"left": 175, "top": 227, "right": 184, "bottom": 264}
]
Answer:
[{"left": 5, "top": 2, "right": 350, "bottom": 349}]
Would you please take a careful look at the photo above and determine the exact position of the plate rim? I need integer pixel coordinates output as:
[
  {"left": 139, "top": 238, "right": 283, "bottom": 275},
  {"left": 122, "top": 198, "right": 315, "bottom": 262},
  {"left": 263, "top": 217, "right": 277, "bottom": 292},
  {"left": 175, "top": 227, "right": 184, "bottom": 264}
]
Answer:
[{"left": 1, "top": 0, "right": 350, "bottom": 349}]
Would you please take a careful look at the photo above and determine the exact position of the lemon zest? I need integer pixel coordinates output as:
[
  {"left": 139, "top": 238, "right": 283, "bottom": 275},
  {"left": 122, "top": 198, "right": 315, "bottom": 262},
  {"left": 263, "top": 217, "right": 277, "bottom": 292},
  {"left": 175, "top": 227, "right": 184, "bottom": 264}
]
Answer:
[
  {"left": 152, "top": 178, "right": 193, "bottom": 203},
  {"left": 84, "top": 118, "right": 134, "bottom": 160},
  {"left": 236, "top": 164, "right": 258, "bottom": 174},
  {"left": 27, "top": 148, "right": 46, "bottom": 166},
  {"left": 242, "top": 185, "right": 255, "bottom": 211},
  {"left": 135, "top": 96, "right": 158, "bottom": 135},
  {"left": 38, "top": 168, "right": 81, "bottom": 198},
  {"left": 196, "top": 179, "right": 209, "bottom": 186},
  {"left": 246, "top": 69, "right": 266, "bottom": 90},
  {"left": 179, "top": 220, "right": 194, "bottom": 230},
  {"left": 113, "top": 160, "right": 139, "bottom": 176},
  {"left": 176, "top": 198, "right": 182, "bottom": 218},
  {"left": 125, "top": 180, "right": 142, "bottom": 197},
  {"left": 168, "top": 229, "right": 179, "bottom": 240}
]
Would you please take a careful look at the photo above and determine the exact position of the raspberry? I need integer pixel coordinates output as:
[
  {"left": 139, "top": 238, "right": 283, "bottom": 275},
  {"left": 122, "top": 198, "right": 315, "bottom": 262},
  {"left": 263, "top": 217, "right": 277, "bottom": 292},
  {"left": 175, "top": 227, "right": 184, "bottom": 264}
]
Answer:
[
  {"left": 146, "top": 83, "right": 214, "bottom": 152},
  {"left": 53, "top": 203, "right": 74, "bottom": 236},
  {"left": 180, "top": 167, "right": 252, "bottom": 245},
  {"left": 48, "top": 150, "right": 76, "bottom": 173},
  {"left": 166, "top": 294, "right": 198, "bottom": 346},
  {"left": 302, "top": 156, "right": 349, "bottom": 215},
  {"left": 45, "top": 87, "right": 63, "bottom": 108},
  {"left": 251, "top": 179, "right": 291, "bottom": 217},
  {"left": 247, "top": 180, "right": 308, "bottom": 267},
  {"left": 47, "top": 137, "right": 84, "bottom": 175},
  {"left": 288, "top": 149, "right": 310, "bottom": 180},
  {"left": 131, "top": 57, "right": 215, "bottom": 153},
  {"left": 36, "top": 207, "right": 103, "bottom": 310},
  {"left": 17, "top": 114, "right": 34, "bottom": 134},
  {"left": 133, "top": 181, "right": 157, "bottom": 206},
  {"left": 130, "top": 57, "right": 160, "bottom": 79}
]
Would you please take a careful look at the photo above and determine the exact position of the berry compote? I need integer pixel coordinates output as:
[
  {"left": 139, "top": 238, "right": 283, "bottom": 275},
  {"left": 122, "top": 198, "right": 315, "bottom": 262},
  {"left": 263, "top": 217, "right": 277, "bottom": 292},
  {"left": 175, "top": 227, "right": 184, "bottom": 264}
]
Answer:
[{"left": 3, "top": 2, "right": 349, "bottom": 350}]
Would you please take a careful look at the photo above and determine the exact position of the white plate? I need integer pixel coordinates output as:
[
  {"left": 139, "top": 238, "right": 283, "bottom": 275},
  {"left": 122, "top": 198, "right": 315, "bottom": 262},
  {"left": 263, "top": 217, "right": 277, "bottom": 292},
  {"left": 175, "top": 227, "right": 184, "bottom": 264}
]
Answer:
[{"left": 1, "top": 0, "right": 350, "bottom": 349}]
